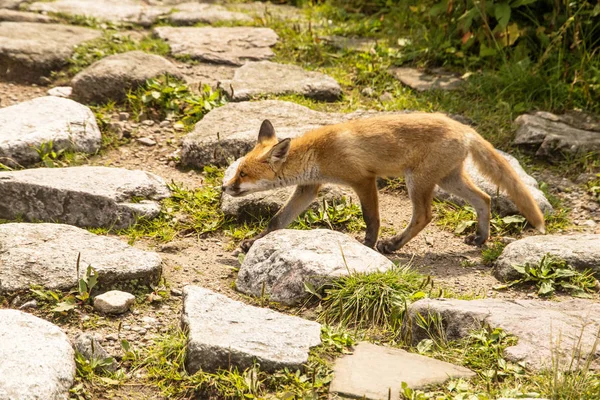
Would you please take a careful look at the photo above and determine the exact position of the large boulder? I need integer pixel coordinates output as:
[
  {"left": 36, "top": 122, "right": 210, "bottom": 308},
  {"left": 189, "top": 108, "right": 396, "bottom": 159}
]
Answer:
[
  {"left": 153, "top": 26, "right": 278, "bottom": 66},
  {"left": 0, "top": 22, "right": 101, "bottom": 83},
  {"left": 71, "top": 51, "right": 183, "bottom": 104},
  {"left": 180, "top": 100, "right": 389, "bottom": 168},
  {"left": 434, "top": 149, "right": 553, "bottom": 216},
  {"left": 405, "top": 298, "right": 600, "bottom": 371},
  {"left": 236, "top": 229, "right": 395, "bottom": 305},
  {"left": 167, "top": 2, "right": 252, "bottom": 25},
  {"left": 28, "top": 0, "right": 168, "bottom": 27},
  {"left": 494, "top": 234, "right": 600, "bottom": 282},
  {"left": 0, "top": 223, "right": 163, "bottom": 292},
  {"left": 514, "top": 111, "right": 600, "bottom": 157},
  {"left": 0, "top": 310, "right": 75, "bottom": 400},
  {"left": 0, "top": 96, "right": 101, "bottom": 168},
  {"left": 0, "top": 166, "right": 170, "bottom": 228},
  {"left": 330, "top": 342, "right": 475, "bottom": 399},
  {"left": 220, "top": 61, "right": 342, "bottom": 102},
  {"left": 182, "top": 286, "right": 321, "bottom": 373}
]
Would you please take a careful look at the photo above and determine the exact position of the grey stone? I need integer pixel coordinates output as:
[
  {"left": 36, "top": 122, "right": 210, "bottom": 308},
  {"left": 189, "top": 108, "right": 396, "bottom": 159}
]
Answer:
[
  {"left": 136, "top": 137, "right": 157, "bottom": 146},
  {"left": 0, "top": 0, "right": 25, "bottom": 9},
  {"left": 494, "top": 234, "right": 600, "bottom": 282},
  {"left": 93, "top": 290, "right": 136, "bottom": 314},
  {"left": 434, "top": 149, "right": 553, "bottom": 216},
  {"left": 221, "top": 61, "right": 341, "bottom": 102},
  {"left": 47, "top": 86, "right": 72, "bottom": 98},
  {"left": 154, "top": 26, "right": 278, "bottom": 66},
  {"left": 180, "top": 100, "right": 393, "bottom": 168},
  {"left": 74, "top": 332, "right": 117, "bottom": 371},
  {"left": 321, "top": 35, "right": 377, "bottom": 52},
  {"left": 0, "top": 166, "right": 170, "bottom": 228},
  {"left": 0, "top": 22, "right": 101, "bottom": 83},
  {"left": 405, "top": 298, "right": 600, "bottom": 371},
  {"left": 19, "top": 299, "right": 37, "bottom": 310},
  {"left": 229, "top": 2, "right": 303, "bottom": 21},
  {"left": 71, "top": 51, "right": 183, "bottom": 104},
  {"left": 221, "top": 158, "right": 353, "bottom": 221},
  {"left": 0, "top": 310, "right": 75, "bottom": 400},
  {"left": 389, "top": 67, "right": 462, "bottom": 91},
  {"left": 0, "top": 9, "right": 56, "bottom": 23},
  {"left": 0, "top": 223, "right": 163, "bottom": 292},
  {"left": 0, "top": 96, "right": 101, "bottom": 168},
  {"left": 514, "top": 111, "right": 600, "bottom": 157},
  {"left": 168, "top": 2, "right": 252, "bottom": 25},
  {"left": 182, "top": 285, "right": 321, "bottom": 373},
  {"left": 237, "top": 229, "right": 395, "bottom": 305},
  {"left": 330, "top": 342, "right": 475, "bottom": 399},
  {"left": 29, "top": 0, "right": 168, "bottom": 27}
]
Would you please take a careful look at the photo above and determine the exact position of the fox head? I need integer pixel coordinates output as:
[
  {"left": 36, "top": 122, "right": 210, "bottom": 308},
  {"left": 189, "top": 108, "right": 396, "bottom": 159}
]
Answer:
[{"left": 222, "top": 120, "right": 291, "bottom": 197}]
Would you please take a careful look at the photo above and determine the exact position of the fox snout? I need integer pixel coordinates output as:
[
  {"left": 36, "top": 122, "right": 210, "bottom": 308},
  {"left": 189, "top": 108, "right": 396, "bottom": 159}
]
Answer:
[{"left": 222, "top": 181, "right": 246, "bottom": 197}]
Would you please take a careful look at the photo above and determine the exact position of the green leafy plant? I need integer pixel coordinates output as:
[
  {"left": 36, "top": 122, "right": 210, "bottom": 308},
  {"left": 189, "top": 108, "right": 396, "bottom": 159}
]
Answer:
[
  {"left": 502, "top": 254, "right": 599, "bottom": 297},
  {"left": 34, "top": 140, "right": 66, "bottom": 168},
  {"left": 293, "top": 197, "right": 366, "bottom": 232},
  {"left": 586, "top": 174, "right": 600, "bottom": 203},
  {"left": 482, "top": 241, "right": 506, "bottom": 264}
]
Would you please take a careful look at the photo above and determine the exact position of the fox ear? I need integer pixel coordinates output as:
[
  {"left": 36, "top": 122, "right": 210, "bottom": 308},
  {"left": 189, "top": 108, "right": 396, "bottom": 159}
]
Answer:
[
  {"left": 268, "top": 138, "right": 291, "bottom": 167},
  {"left": 257, "top": 119, "right": 276, "bottom": 144}
]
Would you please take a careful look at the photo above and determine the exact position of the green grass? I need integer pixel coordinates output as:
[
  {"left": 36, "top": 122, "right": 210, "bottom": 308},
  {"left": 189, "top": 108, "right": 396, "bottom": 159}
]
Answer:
[{"left": 481, "top": 241, "right": 506, "bottom": 265}]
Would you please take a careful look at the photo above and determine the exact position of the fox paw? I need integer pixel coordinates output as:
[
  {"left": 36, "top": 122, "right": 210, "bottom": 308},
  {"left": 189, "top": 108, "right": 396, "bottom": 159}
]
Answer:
[
  {"left": 376, "top": 240, "right": 396, "bottom": 254},
  {"left": 465, "top": 234, "right": 487, "bottom": 246}
]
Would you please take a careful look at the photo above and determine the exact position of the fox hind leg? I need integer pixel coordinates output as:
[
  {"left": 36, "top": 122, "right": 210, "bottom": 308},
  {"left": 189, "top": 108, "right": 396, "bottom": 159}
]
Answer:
[{"left": 438, "top": 168, "right": 491, "bottom": 246}]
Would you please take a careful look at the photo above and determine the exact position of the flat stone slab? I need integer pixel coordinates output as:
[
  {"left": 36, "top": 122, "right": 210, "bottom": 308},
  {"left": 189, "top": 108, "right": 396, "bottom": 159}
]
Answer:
[
  {"left": 435, "top": 149, "right": 553, "bottom": 216},
  {"left": 71, "top": 51, "right": 183, "bottom": 104},
  {"left": 321, "top": 35, "right": 378, "bottom": 52},
  {"left": 221, "top": 61, "right": 341, "bottom": 102},
  {"left": 0, "top": 9, "right": 56, "bottom": 23},
  {"left": 0, "top": 310, "right": 75, "bottom": 400},
  {"left": 182, "top": 286, "right": 321, "bottom": 373},
  {"left": 389, "top": 67, "right": 462, "bottom": 91},
  {"left": 181, "top": 100, "right": 389, "bottom": 168},
  {"left": 0, "top": 96, "right": 101, "bottom": 168},
  {"left": 0, "top": 223, "right": 163, "bottom": 292},
  {"left": 514, "top": 111, "right": 600, "bottom": 157},
  {"left": 229, "top": 2, "right": 303, "bottom": 20},
  {"left": 494, "top": 234, "right": 600, "bottom": 282},
  {"left": 237, "top": 229, "right": 395, "bottom": 305},
  {"left": 29, "top": 0, "right": 168, "bottom": 27},
  {"left": 330, "top": 342, "right": 475, "bottom": 399},
  {"left": 0, "top": 22, "right": 101, "bottom": 83},
  {"left": 168, "top": 2, "right": 252, "bottom": 25},
  {"left": 154, "top": 26, "right": 278, "bottom": 66},
  {"left": 405, "top": 298, "right": 600, "bottom": 371},
  {"left": 0, "top": 0, "right": 25, "bottom": 9},
  {"left": 0, "top": 166, "right": 170, "bottom": 228}
]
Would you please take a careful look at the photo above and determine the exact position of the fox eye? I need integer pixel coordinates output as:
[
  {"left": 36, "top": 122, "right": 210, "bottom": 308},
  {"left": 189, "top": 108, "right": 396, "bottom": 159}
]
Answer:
[{"left": 239, "top": 171, "right": 247, "bottom": 178}]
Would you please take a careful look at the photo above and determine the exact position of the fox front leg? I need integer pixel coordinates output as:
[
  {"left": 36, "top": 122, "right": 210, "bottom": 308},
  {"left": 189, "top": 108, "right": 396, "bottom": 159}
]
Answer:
[
  {"left": 240, "top": 184, "right": 322, "bottom": 253},
  {"left": 352, "top": 178, "right": 380, "bottom": 249}
]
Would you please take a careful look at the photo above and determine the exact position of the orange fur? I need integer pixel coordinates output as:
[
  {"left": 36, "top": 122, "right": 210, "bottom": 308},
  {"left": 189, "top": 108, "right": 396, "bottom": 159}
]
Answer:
[{"left": 222, "top": 113, "right": 546, "bottom": 253}]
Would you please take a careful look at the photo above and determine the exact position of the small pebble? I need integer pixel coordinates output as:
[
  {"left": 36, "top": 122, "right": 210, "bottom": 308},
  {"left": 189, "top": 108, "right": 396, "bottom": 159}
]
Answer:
[
  {"left": 142, "top": 119, "right": 155, "bottom": 126},
  {"left": 119, "top": 112, "right": 130, "bottom": 121},
  {"left": 137, "top": 137, "right": 157, "bottom": 146},
  {"left": 19, "top": 299, "right": 38, "bottom": 310},
  {"left": 170, "top": 288, "right": 183, "bottom": 296}
]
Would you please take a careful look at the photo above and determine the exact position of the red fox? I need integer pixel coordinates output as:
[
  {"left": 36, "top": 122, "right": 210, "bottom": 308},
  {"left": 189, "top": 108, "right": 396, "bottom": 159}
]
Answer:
[{"left": 222, "top": 113, "right": 546, "bottom": 253}]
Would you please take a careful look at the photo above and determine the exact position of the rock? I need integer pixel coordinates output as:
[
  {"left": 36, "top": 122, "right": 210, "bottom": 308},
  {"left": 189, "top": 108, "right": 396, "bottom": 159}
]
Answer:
[
  {"left": 47, "top": 86, "right": 72, "bottom": 98},
  {"left": 0, "top": 0, "right": 26, "bottom": 9},
  {"left": 0, "top": 310, "right": 75, "bottom": 400},
  {"left": 0, "top": 9, "right": 56, "bottom": 23},
  {"left": 221, "top": 158, "right": 353, "bottom": 221},
  {"left": 0, "top": 166, "right": 170, "bottom": 228},
  {"left": 330, "top": 342, "right": 475, "bottom": 399},
  {"left": 220, "top": 61, "right": 341, "bottom": 102},
  {"left": 19, "top": 299, "right": 38, "bottom": 310},
  {"left": 321, "top": 35, "right": 377, "bottom": 52},
  {"left": 493, "top": 234, "right": 600, "bottom": 282},
  {"left": 168, "top": 2, "right": 252, "bottom": 25},
  {"left": 405, "top": 298, "right": 600, "bottom": 371},
  {"left": 28, "top": 0, "right": 168, "bottom": 27},
  {"left": 0, "top": 223, "right": 162, "bottom": 292},
  {"left": 389, "top": 67, "right": 462, "bottom": 91},
  {"left": 0, "top": 96, "right": 101, "bottom": 167},
  {"left": 180, "top": 100, "right": 395, "bottom": 168},
  {"left": 153, "top": 26, "right": 278, "bottom": 66},
  {"left": 0, "top": 22, "right": 101, "bottom": 83},
  {"left": 136, "top": 137, "right": 157, "bottom": 146},
  {"left": 514, "top": 111, "right": 600, "bottom": 157},
  {"left": 182, "top": 286, "right": 321, "bottom": 373},
  {"left": 229, "top": 2, "right": 303, "bottom": 21},
  {"left": 74, "top": 332, "right": 117, "bottom": 371},
  {"left": 94, "top": 290, "right": 136, "bottom": 314},
  {"left": 434, "top": 149, "right": 553, "bottom": 216},
  {"left": 71, "top": 51, "right": 183, "bottom": 104},
  {"left": 236, "top": 229, "right": 395, "bottom": 305}
]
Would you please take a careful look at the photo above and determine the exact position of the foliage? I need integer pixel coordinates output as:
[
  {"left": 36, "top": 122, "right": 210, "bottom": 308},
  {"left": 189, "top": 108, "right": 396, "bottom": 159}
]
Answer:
[
  {"left": 586, "top": 174, "right": 600, "bottom": 203},
  {"left": 500, "top": 254, "right": 599, "bottom": 297},
  {"left": 293, "top": 197, "right": 366, "bottom": 232},
  {"left": 482, "top": 241, "right": 506, "bottom": 264},
  {"left": 126, "top": 75, "right": 227, "bottom": 129}
]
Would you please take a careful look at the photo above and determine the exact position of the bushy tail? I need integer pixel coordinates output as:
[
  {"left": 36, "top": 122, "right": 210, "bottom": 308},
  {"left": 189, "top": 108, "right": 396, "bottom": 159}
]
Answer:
[{"left": 467, "top": 131, "right": 546, "bottom": 233}]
